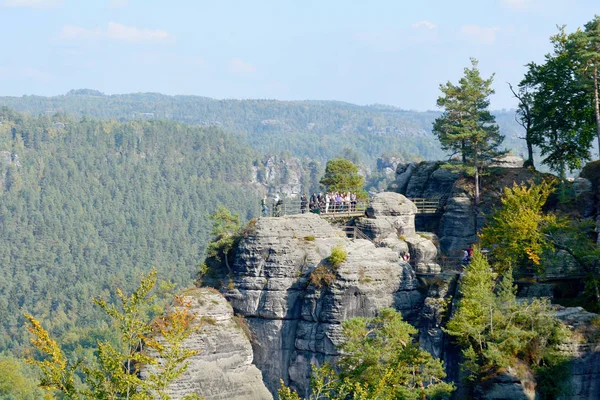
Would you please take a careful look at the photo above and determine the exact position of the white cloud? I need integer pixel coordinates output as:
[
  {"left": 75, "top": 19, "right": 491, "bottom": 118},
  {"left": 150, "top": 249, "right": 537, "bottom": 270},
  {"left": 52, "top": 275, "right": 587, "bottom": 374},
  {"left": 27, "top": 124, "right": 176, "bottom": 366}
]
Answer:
[
  {"left": 460, "top": 25, "right": 501, "bottom": 44},
  {"left": 107, "top": 22, "right": 170, "bottom": 42},
  {"left": 230, "top": 58, "right": 256, "bottom": 74},
  {"left": 501, "top": 0, "right": 527, "bottom": 10},
  {"left": 108, "top": 0, "right": 128, "bottom": 8},
  {"left": 411, "top": 21, "right": 436, "bottom": 30},
  {"left": 2, "top": 0, "right": 62, "bottom": 7},
  {"left": 59, "top": 22, "right": 173, "bottom": 43}
]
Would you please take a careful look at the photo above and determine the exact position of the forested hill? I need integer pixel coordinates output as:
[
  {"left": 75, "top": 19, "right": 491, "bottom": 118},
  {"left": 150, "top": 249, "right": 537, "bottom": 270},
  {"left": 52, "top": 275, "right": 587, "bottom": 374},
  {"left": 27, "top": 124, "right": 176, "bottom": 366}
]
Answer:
[
  {"left": 0, "top": 91, "right": 526, "bottom": 163},
  {"left": 0, "top": 108, "right": 261, "bottom": 353}
]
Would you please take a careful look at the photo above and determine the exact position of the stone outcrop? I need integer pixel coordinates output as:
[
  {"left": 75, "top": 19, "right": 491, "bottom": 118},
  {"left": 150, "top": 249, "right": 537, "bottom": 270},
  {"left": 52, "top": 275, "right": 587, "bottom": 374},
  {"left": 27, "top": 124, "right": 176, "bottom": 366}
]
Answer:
[
  {"left": 225, "top": 213, "right": 423, "bottom": 397},
  {"left": 555, "top": 307, "right": 600, "bottom": 400},
  {"left": 140, "top": 288, "right": 272, "bottom": 400},
  {"left": 490, "top": 154, "right": 525, "bottom": 169},
  {"left": 357, "top": 192, "right": 440, "bottom": 272}
]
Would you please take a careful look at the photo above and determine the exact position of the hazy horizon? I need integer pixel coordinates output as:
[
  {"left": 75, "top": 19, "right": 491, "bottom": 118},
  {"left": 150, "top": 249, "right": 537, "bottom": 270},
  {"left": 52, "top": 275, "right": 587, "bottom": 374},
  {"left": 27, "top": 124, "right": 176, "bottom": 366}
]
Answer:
[{"left": 0, "top": 0, "right": 598, "bottom": 111}]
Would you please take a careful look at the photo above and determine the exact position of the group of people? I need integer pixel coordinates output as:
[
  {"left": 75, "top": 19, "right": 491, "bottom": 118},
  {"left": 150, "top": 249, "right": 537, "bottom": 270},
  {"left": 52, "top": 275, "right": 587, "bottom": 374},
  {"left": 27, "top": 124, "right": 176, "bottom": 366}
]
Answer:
[{"left": 300, "top": 192, "right": 359, "bottom": 214}]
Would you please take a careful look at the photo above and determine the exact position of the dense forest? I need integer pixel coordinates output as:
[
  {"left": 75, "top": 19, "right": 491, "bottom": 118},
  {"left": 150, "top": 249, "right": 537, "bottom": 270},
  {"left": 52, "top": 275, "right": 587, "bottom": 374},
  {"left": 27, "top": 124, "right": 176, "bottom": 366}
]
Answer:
[
  {"left": 0, "top": 92, "right": 528, "bottom": 165},
  {"left": 0, "top": 108, "right": 261, "bottom": 354}
]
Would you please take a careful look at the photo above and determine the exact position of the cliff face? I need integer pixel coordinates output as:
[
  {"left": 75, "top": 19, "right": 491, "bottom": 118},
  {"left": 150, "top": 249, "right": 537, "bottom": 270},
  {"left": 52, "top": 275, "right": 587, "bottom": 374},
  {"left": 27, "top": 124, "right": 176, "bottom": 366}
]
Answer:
[
  {"left": 388, "top": 160, "right": 541, "bottom": 254},
  {"left": 225, "top": 210, "right": 424, "bottom": 396},
  {"left": 140, "top": 288, "right": 272, "bottom": 400}
]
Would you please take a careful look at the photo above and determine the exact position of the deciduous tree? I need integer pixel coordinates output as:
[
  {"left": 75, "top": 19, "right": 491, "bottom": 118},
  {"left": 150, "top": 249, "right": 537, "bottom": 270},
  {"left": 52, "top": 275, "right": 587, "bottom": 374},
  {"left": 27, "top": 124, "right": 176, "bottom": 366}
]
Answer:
[
  {"left": 25, "top": 270, "right": 202, "bottom": 400},
  {"left": 319, "top": 158, "right": 365, "bottom": 196},
  {"left": 279, "top": 308, "right": 454, "bottom": 400}
]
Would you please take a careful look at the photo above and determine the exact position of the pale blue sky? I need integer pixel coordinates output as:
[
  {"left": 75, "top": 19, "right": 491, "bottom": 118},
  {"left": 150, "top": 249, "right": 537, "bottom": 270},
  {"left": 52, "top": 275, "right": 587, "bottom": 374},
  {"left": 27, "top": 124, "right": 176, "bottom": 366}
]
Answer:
[{"left": 0, "top": 0, "right": 598, "bottom": 110}]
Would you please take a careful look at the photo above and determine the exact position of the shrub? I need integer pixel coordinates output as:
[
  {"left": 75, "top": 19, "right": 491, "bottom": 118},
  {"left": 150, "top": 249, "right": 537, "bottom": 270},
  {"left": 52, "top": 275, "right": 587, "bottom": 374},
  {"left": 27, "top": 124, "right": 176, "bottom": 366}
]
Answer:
[
  {"left": 303, "top": 235, "right": 315, "bottom": 241},
  {"left": 328, "top": 245, "right": 347, "bottom": 268},
  {"left": 309, "top": 265, "right": 336, "bottom": 288}
]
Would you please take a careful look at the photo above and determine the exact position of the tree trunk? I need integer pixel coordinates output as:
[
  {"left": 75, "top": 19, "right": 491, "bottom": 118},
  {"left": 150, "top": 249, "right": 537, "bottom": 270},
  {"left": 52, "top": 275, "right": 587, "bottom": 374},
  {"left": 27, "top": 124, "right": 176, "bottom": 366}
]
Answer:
[
  {"left": 224, "top": 251, "right": 232, "bottom": 275},
  {"left": 462, "top": 140, "right": 466, "bottom": 163},
  {"left": 474, "top": 142, "right": 480, "bottom": 205},
  {"left": 526, "top": 132, "right": 534, "bottom": 169},
  {"left": 595, "top": 66, "right": 600, "bottom": 158}
]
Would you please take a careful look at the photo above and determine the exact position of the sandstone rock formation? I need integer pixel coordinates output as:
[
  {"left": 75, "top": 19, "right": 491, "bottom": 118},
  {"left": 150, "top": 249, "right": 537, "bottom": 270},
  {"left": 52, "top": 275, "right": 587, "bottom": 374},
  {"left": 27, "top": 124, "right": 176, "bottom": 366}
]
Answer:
[
  {"left": 357, "top": 192, "right": 441, "bottom": 273},
  {"left": 225, "top": 213, "right": 423, "bottom": 397},
  {"left": 140, "top": 288, "right": 272, "bottom": 400}
]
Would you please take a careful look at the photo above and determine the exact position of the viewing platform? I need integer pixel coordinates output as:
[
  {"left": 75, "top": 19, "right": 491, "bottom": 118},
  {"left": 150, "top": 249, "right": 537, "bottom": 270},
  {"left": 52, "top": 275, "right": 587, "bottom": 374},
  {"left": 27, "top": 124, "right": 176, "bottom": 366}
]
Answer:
[{"left": 264, "top": 195, "right": 448, "bottom": 218}]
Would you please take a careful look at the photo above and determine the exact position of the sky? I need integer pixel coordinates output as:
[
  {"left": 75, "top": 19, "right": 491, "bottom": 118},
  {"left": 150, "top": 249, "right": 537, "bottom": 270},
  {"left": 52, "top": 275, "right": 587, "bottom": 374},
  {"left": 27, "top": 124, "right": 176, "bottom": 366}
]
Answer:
[{"left": 0, "top": 0, "right": 598, "bottom": 110}]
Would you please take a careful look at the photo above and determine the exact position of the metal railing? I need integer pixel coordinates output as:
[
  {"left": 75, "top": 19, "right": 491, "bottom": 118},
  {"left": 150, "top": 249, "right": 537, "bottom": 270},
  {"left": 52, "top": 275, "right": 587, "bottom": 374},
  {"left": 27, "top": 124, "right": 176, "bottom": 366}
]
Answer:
[
  {"left": 340, "top": 226, "right": 373, "bottom": 242},
  {"left": 263, "top": 199, "right": 368, "bottom": 218}
]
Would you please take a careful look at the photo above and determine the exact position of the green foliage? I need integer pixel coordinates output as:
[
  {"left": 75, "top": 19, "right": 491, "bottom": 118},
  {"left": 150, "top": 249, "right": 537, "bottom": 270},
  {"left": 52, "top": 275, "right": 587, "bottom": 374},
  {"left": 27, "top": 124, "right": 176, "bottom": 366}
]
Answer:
[
  {"left": 569, "top": 15, "right": 600, "bottom": 153},
  {"left": 0, "top": 108, "right": 260, "bottom": 354},
  {"left": 521, "top": 27, "right": 595, "bottom": 176},
  {"left": 0, "top": 354, "right": 49, "bottom": 400},
  {"left": 545, "top": 218, "right": 600, "bottom": 310},
  {"left": 319, "top": 158, "right": 364, "bottom": 195},
  {"left": 433, "top": 58, "right": 505, "bottom": 203},
  {"left": 328, "top": 245, "right": 347, "bottom": 268},
  {"left": 0, "top": 95, "right": 453, "bottom": 165},
  {"left": 25, "top": 270, "right": 202, "bottom": 399},
  {"left": 433, "top": 58, "right": 504, "bottom": 163},
  {"left": 280, "top": 308, "right": 454, "bottom": 399},
  {"left": 206, "top": 206, "right": 242, "bottom": 274},
  {"left": 445, "top": 250, "right": 571, "bottom": 390},
  {"left": 479, "top": 179, "right": 559, "bottom": 273}
]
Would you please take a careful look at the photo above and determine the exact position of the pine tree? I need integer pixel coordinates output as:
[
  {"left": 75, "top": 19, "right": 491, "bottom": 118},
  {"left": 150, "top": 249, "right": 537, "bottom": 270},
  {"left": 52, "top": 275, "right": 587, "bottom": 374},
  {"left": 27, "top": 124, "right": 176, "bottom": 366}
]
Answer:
[{"left": 432, "top": 58, "right": 504, "bottom": 204}]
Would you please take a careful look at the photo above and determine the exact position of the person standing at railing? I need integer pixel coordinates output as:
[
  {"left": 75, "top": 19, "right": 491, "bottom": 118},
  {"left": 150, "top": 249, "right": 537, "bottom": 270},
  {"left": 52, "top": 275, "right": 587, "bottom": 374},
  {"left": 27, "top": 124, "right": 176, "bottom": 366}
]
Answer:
[
  {"left": 309, "top": 193, "right": 317, "bottom": 212},
  {"left": 300, "top": 194, "right": 308, "bottom": 214},
  {"left": 325, "top": 193, "right": 331, "bottom": 213},
  {"left": 261, "top": 195, "right": 269, "bottom": 217},
  {"left": 273, "top": 194, "right": 282, "bottom": 217},
  {"left": 351, "top": 193, "right": 357, "bottom": 211}
]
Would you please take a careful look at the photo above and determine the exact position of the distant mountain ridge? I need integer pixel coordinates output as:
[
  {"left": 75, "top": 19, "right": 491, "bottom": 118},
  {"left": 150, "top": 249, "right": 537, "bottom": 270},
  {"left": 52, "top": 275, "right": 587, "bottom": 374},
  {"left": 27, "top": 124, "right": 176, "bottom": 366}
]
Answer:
[{"left": 0, "top": 91, "right": 526, "bottom": 164}]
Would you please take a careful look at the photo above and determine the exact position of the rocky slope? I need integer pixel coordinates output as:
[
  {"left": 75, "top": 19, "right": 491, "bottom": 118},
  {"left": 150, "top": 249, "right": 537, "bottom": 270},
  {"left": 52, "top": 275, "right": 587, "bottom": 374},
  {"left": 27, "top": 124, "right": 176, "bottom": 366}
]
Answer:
[{"left": 140, "top": 288, "right": 272, "bottom": 400}]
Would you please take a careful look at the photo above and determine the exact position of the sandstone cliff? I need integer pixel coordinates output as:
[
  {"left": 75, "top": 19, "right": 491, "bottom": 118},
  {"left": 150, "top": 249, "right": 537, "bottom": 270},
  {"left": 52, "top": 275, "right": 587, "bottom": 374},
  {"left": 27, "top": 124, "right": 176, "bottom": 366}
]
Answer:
[
  {"left": 224, "top": 211, "right": 424, "bottom": 397},
  {"left": 140, "top": 288, "right": 272, "bottom": 400}
]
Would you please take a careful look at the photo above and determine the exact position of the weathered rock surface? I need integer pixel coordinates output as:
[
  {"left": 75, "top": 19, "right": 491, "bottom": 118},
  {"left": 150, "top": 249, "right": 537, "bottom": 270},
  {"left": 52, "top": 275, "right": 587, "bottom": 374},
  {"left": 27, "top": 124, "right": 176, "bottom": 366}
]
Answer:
[
  {"left": 225, "top": 213, "right": 423, "bottom": 397},
  {"left": 490, "top": 154, "right": 525, "bottom": 169},
  {"left": 357, "top": 192, "right": 440, "bottom": 271},
  {"left": 140, "top": 288, "right": 272, "bottom": 400},
  {"left": 555, "top": 307, "right": 600, "bottom": 400},
  {"left": 474, "top": 367, "right": 536, "bottom": 400}
]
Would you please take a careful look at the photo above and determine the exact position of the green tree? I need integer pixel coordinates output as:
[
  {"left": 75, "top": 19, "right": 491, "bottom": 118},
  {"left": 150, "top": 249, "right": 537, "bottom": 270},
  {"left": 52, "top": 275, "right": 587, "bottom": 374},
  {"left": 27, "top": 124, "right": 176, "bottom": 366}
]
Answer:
[
  {"left": 570, "top": 15, "right": 600, "bottom": 155},
  {"left": 432, "top": 58, "right": 504, "bottom": 204},
  {"left": 479, "top": 179, "right": 559, "bottom": 273},
  {"left": 319, "top": 158, "right": 364, "bottom": 196},
  {"left": 279, "top": 308, "right": 454, "bottom": 400},
  {"left": 522, "top": 28, "right": 595, "bottom": 178},
  {"left": 25, "top": 270, "right": 202, "bottom": 400},
  {"left": 0, "top": 354, "right": 49, "bottom": 400},
  {"left": 445, "top": 250, "right": 570, "bottom": 394},
  {"left": 206, "top": 206, "right": 241, "bottom": 274}
]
